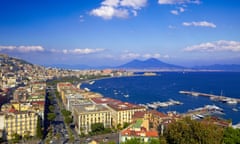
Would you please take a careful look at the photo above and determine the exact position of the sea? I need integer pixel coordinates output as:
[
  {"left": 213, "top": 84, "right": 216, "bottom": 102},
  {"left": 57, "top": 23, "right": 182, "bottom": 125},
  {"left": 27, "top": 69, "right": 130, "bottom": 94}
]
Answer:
[{"left": 81, "top": 72, "right": 240, "bottom": 124}]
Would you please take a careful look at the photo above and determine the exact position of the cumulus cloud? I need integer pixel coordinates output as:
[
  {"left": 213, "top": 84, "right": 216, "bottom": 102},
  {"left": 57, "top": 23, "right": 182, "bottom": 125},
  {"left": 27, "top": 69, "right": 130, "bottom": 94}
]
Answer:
[
  {"left": 158, "top": 0, "right": 200, "bottom": 5},
  {"left": 90, "top": 0, "right": 147, "bottom": 19},
  {"left": 120, "top": 0, "right": 147, "bottom": 9},
  {"left": 62, "top": 48, "right": 105, "bottom": 55},
  {"left": 183, "top": 40, "right": 240, "bottom": 52},
  {"left": 120, "top": 52, "right": 169, "bottom": 60},
  {"left": 0, "top": 45, "right": 44, "bottom": 53},
  {"left": 170, "top": 10, "right": 179, "bottom": 15},
  {"left": 182, "top": 21, "right": 216, "bottom": 28}
]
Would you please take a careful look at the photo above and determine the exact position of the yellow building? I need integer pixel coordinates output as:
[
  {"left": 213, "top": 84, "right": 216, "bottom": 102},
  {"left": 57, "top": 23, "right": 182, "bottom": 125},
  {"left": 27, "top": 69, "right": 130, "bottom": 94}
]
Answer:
[
  {"left": 91, "top": 97, "right": 146, "bottom": 128},
  {"left": 3, "top": 108, "right": 38, "bottom": 140},
  {"left": 73, "top": 104, "right": 111, "bottom": 134}
]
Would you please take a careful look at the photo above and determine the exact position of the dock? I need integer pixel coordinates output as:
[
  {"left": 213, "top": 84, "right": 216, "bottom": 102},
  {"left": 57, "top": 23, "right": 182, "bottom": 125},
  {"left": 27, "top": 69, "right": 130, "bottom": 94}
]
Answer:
[{"left": 179, "top": 90, "right": 240, "bottom": 104}]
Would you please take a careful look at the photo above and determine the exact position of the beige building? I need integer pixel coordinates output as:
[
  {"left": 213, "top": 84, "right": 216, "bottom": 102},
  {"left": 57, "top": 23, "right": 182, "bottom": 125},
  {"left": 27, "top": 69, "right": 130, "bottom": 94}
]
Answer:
[
  {"left": 2, "top": 108, "right": 38, "bottom": 140},
  {"left": 91, "top": 97, "right": 146, "bottom": 128},
  {"left": 73, "top": 104, "right": 111, "bottom": 134}
]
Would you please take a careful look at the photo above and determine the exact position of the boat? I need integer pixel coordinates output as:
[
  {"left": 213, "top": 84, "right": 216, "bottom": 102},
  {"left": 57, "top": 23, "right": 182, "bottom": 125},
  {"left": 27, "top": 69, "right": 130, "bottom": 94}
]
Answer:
[
  {"left": 84, "top": 88, "right": 90, "bottom": 91},
  {"left": 227, "top": 100, "right": 238, "bottom": 104},
  {"left": 89, "top": 81, "right": 95, "bottom": 85},
  {"left": 124, "top": 94, "right": 129, "bottom": 98},
  {"left": 232, "top": 108, "right": 238, "bottom": 112}
]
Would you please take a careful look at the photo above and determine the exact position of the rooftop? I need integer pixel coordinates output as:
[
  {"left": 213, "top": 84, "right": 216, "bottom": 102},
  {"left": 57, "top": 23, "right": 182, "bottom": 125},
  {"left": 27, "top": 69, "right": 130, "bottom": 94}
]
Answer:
[
  {"left": 73, "top": 104, "right": 110, "bottom": 114},
  {"left": 91, "top": 97, "right": 145, "bottom": 111}
]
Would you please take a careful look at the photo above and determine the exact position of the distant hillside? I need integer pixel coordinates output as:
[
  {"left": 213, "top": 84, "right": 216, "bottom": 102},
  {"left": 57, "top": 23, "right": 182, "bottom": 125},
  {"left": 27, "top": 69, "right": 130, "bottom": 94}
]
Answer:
[
  {"left": 194, "top": 64, "right": 240, "bottom": 71},
  {"left": 46, "top": 64, "right": 92, "bottom": 70},
  {"left": 117, "top": 58, "right": 184, "bottom": 70}
]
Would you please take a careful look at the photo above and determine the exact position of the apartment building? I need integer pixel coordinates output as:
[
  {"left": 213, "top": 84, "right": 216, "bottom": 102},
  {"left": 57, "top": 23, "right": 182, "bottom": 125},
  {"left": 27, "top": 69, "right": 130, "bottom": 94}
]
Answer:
[
  {"left": 2, "top": 108, "right": 38, "bottom": 140},
  {"left": 73, "top": 104, "right": 111, "bottom": 134},
  {"left": 91, "top": 97, "right": 146, "bottom": 128}
]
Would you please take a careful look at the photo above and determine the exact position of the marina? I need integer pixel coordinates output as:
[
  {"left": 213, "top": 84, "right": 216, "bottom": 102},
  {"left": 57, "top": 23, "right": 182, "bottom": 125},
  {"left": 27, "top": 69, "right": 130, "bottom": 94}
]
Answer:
[
  {"left": 182, "top": 105, "right": 225, "bottom": 120},
  {"left": 179, "top": 90, "right": 240, "bottom": 104}
]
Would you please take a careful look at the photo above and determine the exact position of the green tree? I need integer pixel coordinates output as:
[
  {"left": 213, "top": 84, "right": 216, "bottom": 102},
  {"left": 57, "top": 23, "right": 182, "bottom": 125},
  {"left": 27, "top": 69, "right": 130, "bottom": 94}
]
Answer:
[
  {"left": 61, "top": 109, "right": 71, "bottom": 117},
  {"left": 48, "top": 105, "right": 55, "bottom": 112},
  {"left": 36, "top": 117, "right": 43, "bottom": 139},
  {"left": 163, "top": 117, "right": 224, "bottom": 144},
  {"left": 11, "top": 133, "right": 21, "bottom": 143},
  {"left": 223, "top": 127, "right": 240, "bottom": 144},
  {"left": 64, "top": 116, "right": 73, "bottom": 124},
  {"left": 91, "top": 123, "right": 105, "bottom": 133},
  {"left": 47, "top": 113, "right": 56, "bottom": 122},
  {"left": 121, "top": 138, "right": 142, "bottom": 144}
]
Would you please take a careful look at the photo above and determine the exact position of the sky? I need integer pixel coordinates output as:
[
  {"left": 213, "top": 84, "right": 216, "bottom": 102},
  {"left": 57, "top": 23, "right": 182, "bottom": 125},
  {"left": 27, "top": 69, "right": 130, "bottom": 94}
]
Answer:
[{"left": 0, "top": 0, "right": 240, "bottom": 67}]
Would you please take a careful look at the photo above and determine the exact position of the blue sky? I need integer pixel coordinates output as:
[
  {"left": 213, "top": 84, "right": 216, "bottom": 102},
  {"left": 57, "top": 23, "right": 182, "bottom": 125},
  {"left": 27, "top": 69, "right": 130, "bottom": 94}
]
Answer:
[{"left": 0, "top": 0, "right": 240, "bottom": 67}]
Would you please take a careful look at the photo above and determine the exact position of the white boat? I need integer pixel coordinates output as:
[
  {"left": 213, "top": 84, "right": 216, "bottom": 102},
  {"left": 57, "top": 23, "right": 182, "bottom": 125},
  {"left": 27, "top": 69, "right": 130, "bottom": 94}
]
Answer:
[
  {"left": 124, "top": 94, "right": 129, "bottom": 98},
  {"left": 84, "top": 88, "right": 90, "bottom": 92},
  {"left": 227, "top": 100, "right": 238, "bottom": 104},
  {"left": 232, "top": 108, "right": 238, "bottom": 112},
  {"left": 89, "top": 81, "right": 95, "bottom": 85}
]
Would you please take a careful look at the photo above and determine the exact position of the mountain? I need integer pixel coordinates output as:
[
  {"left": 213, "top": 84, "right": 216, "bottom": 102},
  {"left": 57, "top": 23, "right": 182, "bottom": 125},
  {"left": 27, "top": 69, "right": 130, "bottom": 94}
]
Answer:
[
  {"left": 117, "top": 58, "right": 184, "bottom": 70},
  {"left": 194, "top": 64, "right": 240, "bottom": 71}
]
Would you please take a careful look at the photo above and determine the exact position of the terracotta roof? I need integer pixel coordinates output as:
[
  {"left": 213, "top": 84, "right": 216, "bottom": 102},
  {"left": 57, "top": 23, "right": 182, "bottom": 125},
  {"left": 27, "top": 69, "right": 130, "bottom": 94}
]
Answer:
[{"left": 9, "top": 107, "right": 18, "bottom": 113}]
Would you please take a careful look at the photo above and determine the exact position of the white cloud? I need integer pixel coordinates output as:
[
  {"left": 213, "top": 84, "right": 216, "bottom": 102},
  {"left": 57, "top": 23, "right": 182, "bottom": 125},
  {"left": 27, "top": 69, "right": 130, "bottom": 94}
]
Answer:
[
  {"left": 179, "top": 7, "right": 185, "bottom": 12},
  {"left": 0, "top": 45, "right": 44, "bottom": 53},
  {"left": 120, "top": 52, "right": 169, "bottom": 60},
  {"left": 158, "top": 0, "right": 200, "bottom": 5},
  {"left": 132, "top": 10, "right": 137, "bottom": 16},
  {"left": 120, "top": 52, "right": 140, "bottom": 60},
  {"left": 102, "top": 0, "right": 119, "bottom": 7},
  {"left": 90, "top": 0, "right": 147, "bottom": 19},
  {"left": 90, "top": 6, "right": 129, "bottom": 19},
  {"left": 120, "top": 0, "right": 147, "bottom": 9},
  {"left": 63, "top": 48, "right": 105, "bottom": 55},
  {"left": 142, "top": 53, "right": 161, "bottom": 59},
  {"left": 182, "top": 21, "right": 216, "bottom": 28},
  {"left": 170, "top": 10, "right": 179, "bottom": 15},
  {"left": 184, "top": 40, "right": 240, "bottom": 52}
]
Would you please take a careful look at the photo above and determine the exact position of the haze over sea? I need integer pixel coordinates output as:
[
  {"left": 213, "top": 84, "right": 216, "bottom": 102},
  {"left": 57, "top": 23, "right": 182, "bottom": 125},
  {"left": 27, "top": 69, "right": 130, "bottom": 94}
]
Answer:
[{"left": 82, "top": 72, "right": 240, "bottom": 124}]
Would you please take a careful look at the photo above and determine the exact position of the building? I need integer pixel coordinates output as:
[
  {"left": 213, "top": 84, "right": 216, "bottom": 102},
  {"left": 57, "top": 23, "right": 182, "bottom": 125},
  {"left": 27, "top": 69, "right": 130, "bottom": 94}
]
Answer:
[
  {"left": 2, "top": 107, "right": 38, "bottom": 140},
  {"left": 120, "top": 119, "right": 159, "bottom": 143},
  {"left": 65, "top": 93, "right": 92, "bottom": 112},
  {"left": 73, "top": 104, "right": 111, "bottom": 134},
  {"left": 91, "top": 97, "right": 146, "bottom": 128}
]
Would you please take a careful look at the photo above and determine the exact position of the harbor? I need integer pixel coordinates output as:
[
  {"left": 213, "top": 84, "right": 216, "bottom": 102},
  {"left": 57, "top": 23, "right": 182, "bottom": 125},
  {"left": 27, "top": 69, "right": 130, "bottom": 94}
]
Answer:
[
  {"left": 179, "top": 90, "right": 240, "bottom": 104},
  {"left": 182, "top": 105, "right": 225, "bottom": 120}
]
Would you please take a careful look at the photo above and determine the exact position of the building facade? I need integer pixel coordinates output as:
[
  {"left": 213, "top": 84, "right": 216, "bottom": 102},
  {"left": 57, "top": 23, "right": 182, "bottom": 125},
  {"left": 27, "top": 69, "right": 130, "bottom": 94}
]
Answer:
[{"left": 73, "top": 104, "right": 111, "bottom": 134}]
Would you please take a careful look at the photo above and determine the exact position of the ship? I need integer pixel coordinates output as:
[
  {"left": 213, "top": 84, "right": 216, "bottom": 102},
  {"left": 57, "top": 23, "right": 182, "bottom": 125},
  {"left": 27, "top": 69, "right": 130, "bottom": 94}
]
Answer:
[{"left": 89, "top": 81, "right": 95, "bottom": 85}]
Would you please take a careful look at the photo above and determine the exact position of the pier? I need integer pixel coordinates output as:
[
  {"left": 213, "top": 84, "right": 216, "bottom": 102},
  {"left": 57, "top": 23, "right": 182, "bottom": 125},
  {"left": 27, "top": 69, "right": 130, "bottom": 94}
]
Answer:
[{"left": 179, "top": 91, "right": 240, "bottom": 104}]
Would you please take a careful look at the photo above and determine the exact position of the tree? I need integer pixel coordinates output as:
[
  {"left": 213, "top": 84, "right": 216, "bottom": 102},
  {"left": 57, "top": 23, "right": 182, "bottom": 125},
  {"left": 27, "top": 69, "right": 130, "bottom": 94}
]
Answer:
[
  {"left": 91, "top": 123, "right": 105, "bottom": 133},
  {"left": 48, "top": 105, "right": 55, "bottom": 112},
  {"left": 11, "top": 133, "right": 21, "bottom": 143},
  {"left": 223, "top": 127, "right": 240, "bottom": 144},
  {"left": 121, "top": 138, "right": 142, "bottom": 144},
  {"left": 64, "top": 116, "right": 73, "bottom": 124},
  {"left": 47, "top": 113, "right": 56, "bottom": 122},
  {"left": 163, "top": 117, "right": 224, "bottom": 144},
  {"left": 36, "top": 117, "right": 43, "bottom": 139},
  {"left": 61, "top": 109, "right": 71, "bottom": 117}
]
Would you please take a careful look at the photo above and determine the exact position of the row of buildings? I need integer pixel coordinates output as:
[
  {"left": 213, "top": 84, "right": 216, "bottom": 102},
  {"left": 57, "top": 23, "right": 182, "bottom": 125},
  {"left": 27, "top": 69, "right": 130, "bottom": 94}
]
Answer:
[
  {"left": 57, "top": 82, "right": 182, "bottom": 143},
  {"left": 0, "top": 81, "right": 46, "bottom": 140}
]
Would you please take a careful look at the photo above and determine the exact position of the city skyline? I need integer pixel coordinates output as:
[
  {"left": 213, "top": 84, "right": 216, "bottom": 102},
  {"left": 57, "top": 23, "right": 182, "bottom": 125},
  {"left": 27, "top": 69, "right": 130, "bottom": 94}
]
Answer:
[{"left": 0, "top": 0, "right": 240, "bottom": 67}]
